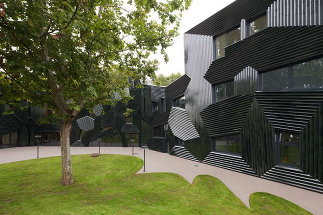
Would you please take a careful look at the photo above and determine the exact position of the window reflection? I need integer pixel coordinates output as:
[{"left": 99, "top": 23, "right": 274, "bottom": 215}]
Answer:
[
  {"left": 172, "top": 96, "right": 186, "bottom": 109},
  {"left": 214, "top": 134, "right": 241, "bottom": 154},
  {"left": 261, "top": 58, "right": 323, "bottom": 91},
  {"left": 249, "top": 15, "right": 267, "bottom": 35},
  {"left": 275, "top": 131, "right": 300, "bottom": 167},
  {"left": 214, "top": 28, "right": 241, "bottom": 59},
  {"left": 213, "top": 81, "right": 234, "bottom": 103}
]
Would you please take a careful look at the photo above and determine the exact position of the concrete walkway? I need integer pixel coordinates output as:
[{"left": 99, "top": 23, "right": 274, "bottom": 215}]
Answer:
[{"left": 1, "top": 146, "right": 323, "bottom": 215}]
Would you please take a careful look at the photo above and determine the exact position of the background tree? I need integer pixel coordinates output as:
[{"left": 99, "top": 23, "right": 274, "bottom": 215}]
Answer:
[
  {"left": 152, "top": 72, "right": 182, "bottom": 86},
  {"left": 0, "top": 0, "right": 191, "bottom": 185}
]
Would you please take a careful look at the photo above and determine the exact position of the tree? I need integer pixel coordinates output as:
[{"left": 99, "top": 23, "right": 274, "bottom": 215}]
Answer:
[
  {"left": 0, "top": 0, "right": 191, "bottom": 185},
  {"left": 152, "top": 72, "right": 182, "bottom": 86}
]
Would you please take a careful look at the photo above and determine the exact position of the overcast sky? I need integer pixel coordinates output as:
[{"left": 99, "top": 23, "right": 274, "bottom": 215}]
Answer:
[{"left": 155, "top": 0, "right": 236, "bottom": 76}]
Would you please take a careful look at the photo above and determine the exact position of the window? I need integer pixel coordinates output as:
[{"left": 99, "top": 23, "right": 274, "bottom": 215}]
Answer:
[
  {"left": 212, "top": 81, "right": 234, "bottom": 103},
  {"left": 153, "top": 126, "right": 166, "bottom": 137},
  {"left": 249, "top": 15, "right": 267, "bottom": 36},
  {"left": 214, "top": 28, "right": 241, "bottom": 59},
  {"left": 260, "top": 57, "right": 323, "bottom": 91},
  {"left": 160, "top": 98, "right": 166, "bottom": 112},
  {"left": 152, "top": 101, "right": 158, "bottom": 112},
  {"left": 275, "top": 131, "right": 300, "bottom": 167},
  {"left": 173, "top": 96, "right": 185, "bottom": 109},
  {"left": 214, "top": 134, "right": 241, "bottom": 154},
  {"left": 174, "top": 137, "right": 184, "bottom": 146}
]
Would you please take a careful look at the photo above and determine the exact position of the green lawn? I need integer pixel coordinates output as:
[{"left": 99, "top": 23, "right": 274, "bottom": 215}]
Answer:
[{"left": 0, "top": 155, "right": 312, "bottom": 215}]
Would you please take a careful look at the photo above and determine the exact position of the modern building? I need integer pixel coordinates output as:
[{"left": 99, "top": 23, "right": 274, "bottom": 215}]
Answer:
[{"left": 163, "top": 0, "right": 323, "bottom": 193}]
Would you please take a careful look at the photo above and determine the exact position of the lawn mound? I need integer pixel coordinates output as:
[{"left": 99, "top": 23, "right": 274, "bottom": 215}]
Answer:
[{"left": 0, "top": 155, "right": 312, "bottom": 215}]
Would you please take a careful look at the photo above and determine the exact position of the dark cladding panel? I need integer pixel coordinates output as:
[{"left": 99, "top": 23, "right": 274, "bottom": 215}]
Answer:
[
  {"left": 165, "top": 74, "right": 191, "bottom": 101},
  {"left": 200, "top": 95, "right": 254, "bottom": 137},
  {"left": 205, "top": 26, "right": 323, "bottom": 85},
  {"left": 152, "top": 112, "right": 169, "bottom": 127},
  {"left": 186, "top": 0, "right": 275, "bottom": 36}
]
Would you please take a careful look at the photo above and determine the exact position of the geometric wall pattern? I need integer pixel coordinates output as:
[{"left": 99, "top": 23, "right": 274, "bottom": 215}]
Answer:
[
  {"left": 168, "top": 107, "right": 200, "bottom": 141},
  {"left": 77, "top": 116, "right": 95, "bottom": 131},
  {"left": 234, "top": 66, "right": 258, "bottom": 96},
  {"left": 268, "top": 0, "right": 323, "bottom": 27}
]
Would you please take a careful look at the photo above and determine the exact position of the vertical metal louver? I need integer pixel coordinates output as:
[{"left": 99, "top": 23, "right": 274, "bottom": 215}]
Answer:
[
  {"left": 234, "top": 66, "right": 258, "bottom": 96},
  {"left": 268, "top": 0, "right": 323, "bottom": 26},
  {"left": 168, "top": 107, "right": 200, "bottom": 141}
]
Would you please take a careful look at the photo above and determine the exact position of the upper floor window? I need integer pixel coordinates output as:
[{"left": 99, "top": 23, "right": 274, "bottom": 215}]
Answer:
[
  {"left": 214, "top": 28, "right": 241, "bottom": 59},
  {"left": 173, "top": 96, "right": 185, "bottom": 109},
  {"left": 212, "top": 81, "right": 234, "bottom": 103},
  {"left": 259, "top": 57, "right": 323, "bottom": 91},
  {"left": 249, "top": 15, "right": 267, "bottom": 36},
  {"left": 152, "top": 101, "right": 158, "bottom": 113}
]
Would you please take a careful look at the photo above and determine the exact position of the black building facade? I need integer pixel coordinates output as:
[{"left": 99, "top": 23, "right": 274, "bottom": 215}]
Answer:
[{"left": 163, "top": 0, "right": 323, "bottom": 193}]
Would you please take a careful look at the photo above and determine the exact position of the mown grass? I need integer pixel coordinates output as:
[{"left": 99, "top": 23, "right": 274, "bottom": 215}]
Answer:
[{"left": 0, "top": 155, "right": 312, "bottom": 215}]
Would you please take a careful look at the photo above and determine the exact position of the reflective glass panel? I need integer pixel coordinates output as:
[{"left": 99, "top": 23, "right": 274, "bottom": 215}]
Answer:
[
  {"left": 276, "top": 131, "right": 300, "bottom": 166},
  {"left": 261, "top": 57, "right": 323, "bottom": 91},
  {"left": 215, "top": 137, "right": 227, "bottom": 152},
  {"left": 216, "top": 34, "right": 227, "bottom": 59},
  {"left": 228, "top": 28, "right": 241, "bottom": 46},
  {"left": 250, "top": 15, "right": 267, "bottom": 35},
  {"left": 227, "top": 135, "right": 241, "bottom": 154}
]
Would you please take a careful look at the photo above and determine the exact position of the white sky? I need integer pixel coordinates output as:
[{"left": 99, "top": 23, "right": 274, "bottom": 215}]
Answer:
[{"left": 155, "top": 0, "right": 236, "bottom": 76}]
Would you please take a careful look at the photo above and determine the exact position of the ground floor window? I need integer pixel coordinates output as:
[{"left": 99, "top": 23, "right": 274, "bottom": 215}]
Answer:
[
  {"left": 213, "top": 134, "right": 241, "bottom": 155},
  {"left": 174, "top": 137, "right": 184, "bottom": 146},
  {"left": 0, "top": 132, "right": 18, "bottom": 148},
  {"left": 153, "top": 126, "right": 166, "bottom": 138},
  {"left": 275, "top": 131, "right": 300, "bottom": 167}
]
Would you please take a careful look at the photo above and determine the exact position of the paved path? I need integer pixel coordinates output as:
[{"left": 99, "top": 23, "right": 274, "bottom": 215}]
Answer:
[{"left": 1, "top": 146, "right": 323, "bottom": 215}]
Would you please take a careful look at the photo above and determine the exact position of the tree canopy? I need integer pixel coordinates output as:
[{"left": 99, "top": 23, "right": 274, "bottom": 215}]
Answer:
[
  {"left": 0, "top": 0, "right": 191, "bottom": 185},
  {"left": 152, "top": 72, "right": 182, "bottom": 86}
]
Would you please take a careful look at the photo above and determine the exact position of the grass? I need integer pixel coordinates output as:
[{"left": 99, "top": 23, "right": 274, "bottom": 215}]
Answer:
[{"left": 0, "top": 155, "right": 312, "bottom": 215}]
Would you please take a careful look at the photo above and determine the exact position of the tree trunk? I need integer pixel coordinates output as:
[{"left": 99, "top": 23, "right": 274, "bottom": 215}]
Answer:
[{"left": 60, "top": 118, "right": 74, "bottom": 185}]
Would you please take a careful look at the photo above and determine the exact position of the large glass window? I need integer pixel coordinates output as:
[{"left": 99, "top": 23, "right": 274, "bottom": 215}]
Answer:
[
  {"left": 173, "top": 96, "right": 185, "bottom": 109},
  {"left": 213, "top": 81, "right": 234, "bottom": 103},
  {"left": 214, "top": 134, "right": 241, "bottom": 154},
  {"left": 249, "top": 15, "right": 267, "bottom": 36},
  {"left": 260, "top": 57, "right": 323, "bottom": 91},
  {"left": 215, "top": 28, "right": 241, "bottom": 59},
  {"left": 275, "top": 131, "right": 300, "bottom": 167}
]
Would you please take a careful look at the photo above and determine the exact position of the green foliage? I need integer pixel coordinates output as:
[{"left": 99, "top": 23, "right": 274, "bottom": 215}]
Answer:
[
  {"left": 0, "top": 155, "right": 312, "bottom": 215},
  {"left": 0, "top": 0, "right": 191, "bottom": 120},
  {"left": 152, "top": 72, "right": 182, "bottom": 86}
]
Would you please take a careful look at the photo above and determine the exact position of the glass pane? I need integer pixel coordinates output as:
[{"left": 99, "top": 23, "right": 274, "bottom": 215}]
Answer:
[
  {"left": 180, "top": 96, "right": 186, "bottom": 109},
  {"left": 261, "top": 67, "right": 289, "bottom": 91},
  {"left": 216, "top": 34, "right": 227, "bottom": 59},
  {"left": 293, "top": 58, "right": 323, "bottom": 89},
  {"left": 281, "top": 145, "right": 300, "bottom": 166},
  {"left": 227, "top": 135, "right": 241, "bottom": 154},
  {"left": 215, "top": 137, "right": 227, "bottom": 152},
  {"left": 250, "top": 15, "right": 267, "bottom": 35},
  {"left": 216, "top": 84, "right": 225, "bottom": 102},
  {"left": 277, "top": 131, "right": 300, "bottom": 166},
  {"left": 227, "top": 28, "right": 241, "bottom": 46},
  {"left": 226, "top": 81, "right": 234, "bottom": 98}
]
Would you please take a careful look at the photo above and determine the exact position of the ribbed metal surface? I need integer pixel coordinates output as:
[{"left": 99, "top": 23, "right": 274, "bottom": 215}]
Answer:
[
  {"left": 93, "top": 104, "right": 103, "bottom": 116},
  {"left": 234, "top": 66, "right": 258, "bottom": 96},
  {"left": 168, "top": 107, "right": 200, "bottom": 141},
  {"left": 200, "top": 95, "right": 254, "bottom": 137},
  {"left": 152, "top": 112, "right": 169, "bottom": 127},
  {"left": 77, "top": 116, "right": 95, "bottom": 131},
  {"left": 170, "top": 146, "right": 199, "bottom": 162},
  {"left": 203, "top": 152, "right": 256, "bottom": 175},
  {"left": 165, "top": 74, "right": 191, "bottom": 103},
  {"left": 241, "top": 99, "right": 276, "bottom": 176},
  {"left": 255, "top": 91, "right": 323, "bottom": 132},
  {"left": 186, "top": 0, "right": 275, "bottom": 36},
  {"left": 268, "top": 0, "right": 323, "bottom": 27},
  {"left": 262, "top": 166, "right": 323, "bottom": 193},
  {"left": 149, "top": 137, "right": 167, "bottom": 152},
  {"left": 184, "top": 34, "right": 214, "bottom": 126},
  {"left": 205, "top": 26, "right": 323, "bottom": 85}
]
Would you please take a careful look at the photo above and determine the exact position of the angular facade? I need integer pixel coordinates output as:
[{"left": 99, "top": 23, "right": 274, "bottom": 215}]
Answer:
[{"left": 164, "top": 0, "right": 323, "bottom": 193}]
